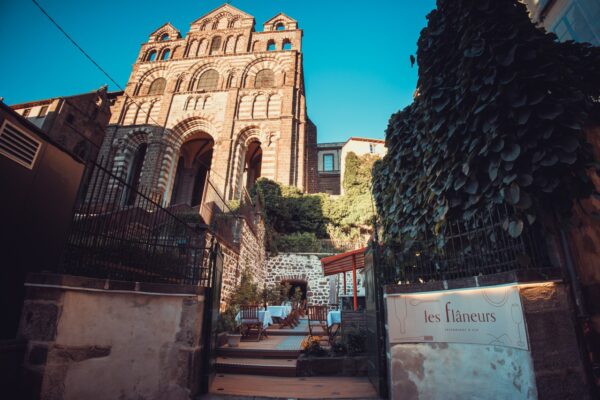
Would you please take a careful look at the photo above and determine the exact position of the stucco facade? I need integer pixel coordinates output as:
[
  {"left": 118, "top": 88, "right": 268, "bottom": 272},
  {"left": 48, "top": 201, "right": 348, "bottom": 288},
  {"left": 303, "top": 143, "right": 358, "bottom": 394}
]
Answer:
[
  {"left": 10, "top": 87, "right": 112, "bottom": 169},
  {"left": 522, "top": 0, "right": 600, "bottom": 45},
  {"left": 100, "top": 4, "right": 317, "bottom": 206}
]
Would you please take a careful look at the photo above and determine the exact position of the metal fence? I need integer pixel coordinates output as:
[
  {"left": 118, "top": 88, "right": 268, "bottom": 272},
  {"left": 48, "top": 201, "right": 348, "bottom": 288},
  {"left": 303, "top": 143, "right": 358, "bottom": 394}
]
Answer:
[
  {"left": 59, "top": 160, "right": 212, "bottom": 286},
  {"left": 377, "top": 205, "right": 553, "bottom": 285}
]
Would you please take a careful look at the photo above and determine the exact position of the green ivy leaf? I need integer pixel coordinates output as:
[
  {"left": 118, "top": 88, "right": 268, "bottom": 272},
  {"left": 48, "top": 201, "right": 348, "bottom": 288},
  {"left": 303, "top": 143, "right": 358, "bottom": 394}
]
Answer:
[
  {"left": 501, "top": 143, "right": 521, "bottom": 162},
  {"left": 508, "top": 219, "right": 524, "bottom": 238}
]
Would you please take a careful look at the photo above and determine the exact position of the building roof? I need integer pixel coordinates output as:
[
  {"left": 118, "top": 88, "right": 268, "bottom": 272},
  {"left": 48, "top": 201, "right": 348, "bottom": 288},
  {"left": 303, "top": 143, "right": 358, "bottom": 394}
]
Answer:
[
  {"left": 10, "top": 86, "right": 109, "bottom": 109},
  {"left": 320, "top": 247, "right": 366, "bottom": 276},
  {"left": 317, "top": 142, "right": 345, "bottom": 148},
  {"left": 347, "top": 137, "right": 385, "bottom": 144},
  {"left": 316, "top": 136, "right": 385, "bottom": 148}
]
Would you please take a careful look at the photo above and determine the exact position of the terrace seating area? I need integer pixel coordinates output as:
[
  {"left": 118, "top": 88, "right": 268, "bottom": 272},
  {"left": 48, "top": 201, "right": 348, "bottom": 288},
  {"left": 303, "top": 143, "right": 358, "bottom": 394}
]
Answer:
[{"left": 211, "top": 312, "right": 377, "bottom": 399}]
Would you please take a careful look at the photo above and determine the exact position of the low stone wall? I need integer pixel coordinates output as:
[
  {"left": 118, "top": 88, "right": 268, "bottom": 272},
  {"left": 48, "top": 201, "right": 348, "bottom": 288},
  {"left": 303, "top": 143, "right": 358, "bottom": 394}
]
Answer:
[
  {"left": 265, "top": 253, "right": 334, "bottom": 305},
  {"left": 18, "top": 273, "right": 207, "bottom": 400}
]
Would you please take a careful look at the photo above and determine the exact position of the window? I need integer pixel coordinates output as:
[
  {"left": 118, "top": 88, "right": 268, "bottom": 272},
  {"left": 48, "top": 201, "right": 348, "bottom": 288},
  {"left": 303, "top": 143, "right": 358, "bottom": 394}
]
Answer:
[
  {"left": 323, "top": 154, "right": 334, "bottom": 171},
  {"left": 255, "top": 69, "right": 274, "bottom": 88},
  {"left": 22, "top": 108, "right": 31, "bottom": 117},
  {"left": 369, "top": 143, "right": 376, "bottom": 153},
  {"left": 551, "top": 0, "right": 600, "bottom": 45},
  {"left": 210, "top": 36, "right": 222, "bottom": 54},
  {"left": 160, "top": 49, "right": 170, "bottom": 61},
  {"left": 38, "top": 106, "right": 48, "bottom": 117},
  {"left": 160, "top": 33, "right": 169, "bottom": 41},
  {"left": 147, "top": 50, "right": 157, "bottom": 61},
  {"left": 276, "top": 23, "right": 285, "bottom": 31},
  {"left": 197, "top": 69, "right": 219, "bottom": 91},
  {"left": 282, "top": 39, "right": 292, "bottom": 50},
  {"left": 267, "top": 40, "right": 276, "bottom": 51},
  {"left": 148, "top": 78, "right": 166, "bottom": 95}
]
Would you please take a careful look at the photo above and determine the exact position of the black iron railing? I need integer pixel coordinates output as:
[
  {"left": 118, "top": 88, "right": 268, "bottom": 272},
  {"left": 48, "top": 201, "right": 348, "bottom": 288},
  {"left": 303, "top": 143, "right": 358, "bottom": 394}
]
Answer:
[
  {"left": 377, "top": 205, "right": 553, "bottom": 285},
  {"left": 59, "top": 160, "right": 211, "bottom": 286}
]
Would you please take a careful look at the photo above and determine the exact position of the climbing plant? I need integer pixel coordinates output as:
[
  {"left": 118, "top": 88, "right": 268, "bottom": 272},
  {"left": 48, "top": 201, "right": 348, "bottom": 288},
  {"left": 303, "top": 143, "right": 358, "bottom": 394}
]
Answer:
[
  {"left": 252, "top": 152, "right": 381, "bottom": 252},
  {"left": 372, "top": 0, "right": 600, "bottom": 251}
]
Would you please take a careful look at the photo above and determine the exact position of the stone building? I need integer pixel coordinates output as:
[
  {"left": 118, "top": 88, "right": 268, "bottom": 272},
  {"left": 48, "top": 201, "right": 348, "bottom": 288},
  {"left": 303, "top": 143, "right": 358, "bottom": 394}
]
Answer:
[
  {"left": 10, "top": 87, "right": 112, "bottom": 170},
  {"left": 100, "top": 3, "right": 318, "bottom": 208}
]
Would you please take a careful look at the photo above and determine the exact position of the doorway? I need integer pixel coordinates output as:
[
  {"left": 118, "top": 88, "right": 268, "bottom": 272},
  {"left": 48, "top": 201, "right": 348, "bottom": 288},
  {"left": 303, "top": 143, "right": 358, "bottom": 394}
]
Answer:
[{"left": 170, "top": 134, "right": 214, "bottom": 206}]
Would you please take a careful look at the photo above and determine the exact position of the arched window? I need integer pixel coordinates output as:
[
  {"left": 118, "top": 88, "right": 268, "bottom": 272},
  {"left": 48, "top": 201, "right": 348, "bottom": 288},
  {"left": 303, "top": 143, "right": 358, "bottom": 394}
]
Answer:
[
  {"left": 197, "top": 69, "right": 219, "bottom": 91},
  {"left": 255, "top": 69, "right": 274, "bottom": 88},
  {"left": 148, "top": 78, "right": 166, "bottom": 95},
  {"left": 282, "top": 39, "right": 292, "bottom": 51},
  {"left": 226, "top": 74, "right": 235, "bottom": 88},
  {"left": 147, "top": 50, "right": 157, "bottom": 61},
  {"left": 210, "top": 36, "right": 222, "bottom": 54},
  {"left": 160, "top": 49, "right": 171, "bottom": 60},
  {"left": 267, "top": 40, "right": 276, "bottom": 51},
  {"left": 160, "top": 33, "right": 169, "bottom": 41},
  {"left": 276, "top": 23, "right": 285, "bottom": 31}
]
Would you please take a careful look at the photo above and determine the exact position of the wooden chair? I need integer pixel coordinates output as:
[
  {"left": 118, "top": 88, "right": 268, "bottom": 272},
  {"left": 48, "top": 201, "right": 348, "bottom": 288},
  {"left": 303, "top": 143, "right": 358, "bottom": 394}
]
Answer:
[
  {"left": 307, "top": 305, "right": 329, "bottom": 340},
  {"left": 239, "top": 305, "right": 267, "bottom": 341},
  {"left": 279, "top": 303, "right": 296, "bottom": 329}
]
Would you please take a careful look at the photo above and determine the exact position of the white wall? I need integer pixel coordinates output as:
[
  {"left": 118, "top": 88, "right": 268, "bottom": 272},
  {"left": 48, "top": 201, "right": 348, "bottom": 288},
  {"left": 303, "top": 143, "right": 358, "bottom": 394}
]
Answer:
[{"left": 389, "top": 342, "right": 537, "bottom": 400}]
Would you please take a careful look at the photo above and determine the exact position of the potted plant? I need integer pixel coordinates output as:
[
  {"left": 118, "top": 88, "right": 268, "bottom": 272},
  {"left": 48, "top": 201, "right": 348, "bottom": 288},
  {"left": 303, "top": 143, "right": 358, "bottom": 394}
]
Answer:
[{"left": 219, "top": 305, "right": 242, "bottom": 347}]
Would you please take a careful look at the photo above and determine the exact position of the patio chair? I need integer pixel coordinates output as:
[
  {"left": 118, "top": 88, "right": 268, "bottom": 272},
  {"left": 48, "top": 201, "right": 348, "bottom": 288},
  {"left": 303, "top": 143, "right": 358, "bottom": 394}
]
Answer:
[
  {"left": 307, "top": 305, "right": 330, "bottom": 341},
  {"left": 239, "top": 304, "right": 267, "bottom": 341}
]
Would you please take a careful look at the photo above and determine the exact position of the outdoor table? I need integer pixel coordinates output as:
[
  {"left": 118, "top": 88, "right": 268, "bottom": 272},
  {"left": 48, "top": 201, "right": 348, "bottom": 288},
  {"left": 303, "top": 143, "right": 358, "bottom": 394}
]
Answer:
[
  {"left": 266, "top": 305, "right": 291, "bottom": 319},
  {"left": 327, "top": 310, "right": 341, "bottom": 327},
  {"left": 236, "top": 310, "right": 273, "bottom": 326}
]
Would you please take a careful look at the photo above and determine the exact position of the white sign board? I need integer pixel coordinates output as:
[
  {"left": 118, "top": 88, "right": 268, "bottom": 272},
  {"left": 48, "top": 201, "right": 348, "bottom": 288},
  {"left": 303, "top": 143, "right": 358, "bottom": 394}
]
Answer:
[{"left": 386, "top": 284, "right": 528, "bottom": 350}]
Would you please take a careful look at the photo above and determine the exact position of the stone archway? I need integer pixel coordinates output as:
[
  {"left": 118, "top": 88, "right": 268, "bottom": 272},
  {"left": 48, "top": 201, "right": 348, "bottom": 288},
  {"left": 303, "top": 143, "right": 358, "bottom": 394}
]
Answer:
[
  {"left": 243, "top": 139, "right": 262, "bottom": 190},
  {"left": 281, "top": 278, "right": 308, "bottom": 301},
  {"left": 169, "top": 132, "right": 214, "bottom": 207}
]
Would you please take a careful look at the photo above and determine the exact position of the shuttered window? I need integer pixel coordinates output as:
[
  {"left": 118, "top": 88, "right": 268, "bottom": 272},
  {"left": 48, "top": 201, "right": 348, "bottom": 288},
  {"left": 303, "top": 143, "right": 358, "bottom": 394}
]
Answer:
[{"left": 0, "top": 121, "right": 42, "bottom": 169}]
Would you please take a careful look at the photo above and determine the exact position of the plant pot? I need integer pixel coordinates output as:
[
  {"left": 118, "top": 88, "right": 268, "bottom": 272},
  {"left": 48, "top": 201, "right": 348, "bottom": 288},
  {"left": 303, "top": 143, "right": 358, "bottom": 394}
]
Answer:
[{"left": 227, "top": 333, "right": 242, "bottom": 347}]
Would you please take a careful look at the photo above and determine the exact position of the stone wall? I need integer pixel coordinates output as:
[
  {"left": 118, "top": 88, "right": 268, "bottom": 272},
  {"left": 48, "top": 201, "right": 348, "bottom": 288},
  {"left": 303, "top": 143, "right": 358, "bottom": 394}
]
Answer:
[
  {"left": 217, "top": 214, "right": 267, "bottom": 309},
  {"left": 520, "top": 282, "right": 592, "bottom": 399},
  {"left": 18, "top": 274, "right": 206, "bottom": 400},
  {"left": 265, "top": 253, "right": 334, "bottom": 305}
]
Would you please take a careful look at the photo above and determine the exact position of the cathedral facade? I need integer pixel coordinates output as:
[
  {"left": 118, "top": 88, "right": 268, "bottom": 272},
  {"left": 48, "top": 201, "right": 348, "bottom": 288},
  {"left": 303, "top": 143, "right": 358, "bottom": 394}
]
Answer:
[{"left": 101, "top": 4, "right": 318, "bottom": 207}]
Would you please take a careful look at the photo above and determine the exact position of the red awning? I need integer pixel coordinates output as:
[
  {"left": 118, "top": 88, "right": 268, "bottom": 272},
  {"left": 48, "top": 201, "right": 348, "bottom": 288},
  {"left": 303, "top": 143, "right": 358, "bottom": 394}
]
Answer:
[{"left": 320, "top": 247, "right": 367, "bottom": 276}]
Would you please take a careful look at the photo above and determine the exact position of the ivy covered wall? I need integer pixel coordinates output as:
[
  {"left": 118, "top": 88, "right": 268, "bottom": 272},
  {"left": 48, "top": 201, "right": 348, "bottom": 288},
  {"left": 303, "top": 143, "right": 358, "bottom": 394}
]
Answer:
[{"left": 372, "top": 0, "right": 600, "bottom": 250}]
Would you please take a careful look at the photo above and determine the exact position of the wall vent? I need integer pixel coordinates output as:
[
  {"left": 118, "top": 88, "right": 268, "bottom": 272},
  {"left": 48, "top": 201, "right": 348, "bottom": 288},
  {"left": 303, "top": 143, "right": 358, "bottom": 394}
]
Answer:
[{"left": 0, "top": 120, "right": 42, "bottom": 170}]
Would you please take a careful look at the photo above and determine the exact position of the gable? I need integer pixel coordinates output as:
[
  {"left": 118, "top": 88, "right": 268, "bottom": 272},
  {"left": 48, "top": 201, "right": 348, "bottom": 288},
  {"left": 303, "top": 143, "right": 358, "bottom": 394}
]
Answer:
[
  {"left": 148, "top": 23, "right": 181, "bottom": 43},
  {"left": 263, "top": 13, "right": 298, "bottom": 31},
  {"left": 189, "top": 4, "right": 254, "bottom": 31}
]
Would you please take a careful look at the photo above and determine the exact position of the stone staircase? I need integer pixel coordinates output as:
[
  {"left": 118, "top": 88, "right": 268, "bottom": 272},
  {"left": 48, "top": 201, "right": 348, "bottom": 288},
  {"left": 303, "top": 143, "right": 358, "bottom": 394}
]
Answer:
[{"left": 215, "top": 319, "right": 307, "bottom": 377}]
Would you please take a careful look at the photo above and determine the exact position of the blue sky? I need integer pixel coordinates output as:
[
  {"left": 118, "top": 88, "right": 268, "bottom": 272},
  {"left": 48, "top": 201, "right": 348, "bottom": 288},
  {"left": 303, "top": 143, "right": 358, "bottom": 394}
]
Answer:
[{"left": 0, "top": 0, "right": 436, "bottom": 143}]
